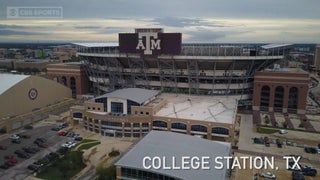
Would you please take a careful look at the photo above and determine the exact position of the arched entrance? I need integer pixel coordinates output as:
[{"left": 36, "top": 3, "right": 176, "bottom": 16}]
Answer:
[
  {"left": 288, "top": 87, "right": 298, "bottom": 113},
  {"left": 70, "top": 77, "right": 76, "bottom": 98},
  {"left": 274, "top": 86, "right": 284, "bottom": 112},
  {"left": 260, "top": 85, "right": 270, "bottom": 111}
]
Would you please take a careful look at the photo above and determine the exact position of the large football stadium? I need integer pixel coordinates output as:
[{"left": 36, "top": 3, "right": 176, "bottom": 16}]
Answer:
[{"left": 74, "top": 28, "right": 290, "bottom": 106}]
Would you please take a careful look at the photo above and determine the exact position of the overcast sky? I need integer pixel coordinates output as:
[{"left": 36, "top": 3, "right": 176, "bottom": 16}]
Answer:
[{"left": 0, "top": 0, "right": 319, "bottom": 43}]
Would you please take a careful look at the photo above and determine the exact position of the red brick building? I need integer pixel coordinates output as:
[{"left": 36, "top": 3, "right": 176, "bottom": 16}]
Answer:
[
  {"left": 47, "top": 62, "right": 90, "bottom": 98},
  {"left": 253, "top": 68, "right": 309, "bottom": 114}
]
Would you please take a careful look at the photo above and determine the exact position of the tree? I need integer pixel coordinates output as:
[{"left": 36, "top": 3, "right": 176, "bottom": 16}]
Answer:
[
  {"left": 282, "top": 122, "right": 287, "bottom": 128},
  {"left": 96, "top": 166, "right": 116, "bottom": 180}
]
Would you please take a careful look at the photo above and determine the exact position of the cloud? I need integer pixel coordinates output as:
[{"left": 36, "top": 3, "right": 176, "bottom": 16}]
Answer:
[
  {"left": 74, "top": 26, "right": 102, "bottom": 29},
  {"left": 0, "top": 24, "right": 44, "bottom": 29},
  {"left": 184, "top": 27, "right": 252, "bottom": 42},
  {"left": 150, "top": 17, "right": 228, "bottom": 28},
  {"left": 185, "top": 29, "right": 226, "bottom": 42},
  {"left": 0, "top": 29, "right": 45, "bottom": 36}
]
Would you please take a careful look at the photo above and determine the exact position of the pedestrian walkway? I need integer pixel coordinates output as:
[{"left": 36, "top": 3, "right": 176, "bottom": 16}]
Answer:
[
  {"left": 252, "top": 110, "right": 261, "bottom": 124},
  {"left": 298, "top": 114, "right": 316, "bottom": 132},
  {"left": 283, "top": 113, "right": 294, "bottom": 129}
]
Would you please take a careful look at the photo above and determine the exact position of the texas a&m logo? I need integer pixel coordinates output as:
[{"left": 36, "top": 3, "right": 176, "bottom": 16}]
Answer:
[
  {"left": 136, "top": 32, "right": 161, "bottom": 55},
  {"left": 118, "top": 29, "right": 181, "bottom": 56}
]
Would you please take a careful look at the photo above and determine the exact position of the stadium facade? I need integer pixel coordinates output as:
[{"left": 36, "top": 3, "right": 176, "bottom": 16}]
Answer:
[{"left": 74, "top": 28, "right": 288, "bottom": 106}]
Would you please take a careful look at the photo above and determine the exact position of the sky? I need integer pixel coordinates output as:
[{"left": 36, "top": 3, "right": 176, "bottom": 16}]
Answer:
[{"left": 0, "top": 0, "right": 319, "bottom": 43}]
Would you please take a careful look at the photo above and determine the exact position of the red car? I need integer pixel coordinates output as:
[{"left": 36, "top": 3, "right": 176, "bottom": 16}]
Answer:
[
  {"left": 0, "top": 145, "right": 7, "bottom": 150},
  {"left": 58, "top": 131, "right": 67, "bottom": 136},
  {"left": 7, "top": 157, "right": 18, "bottom": 164}
]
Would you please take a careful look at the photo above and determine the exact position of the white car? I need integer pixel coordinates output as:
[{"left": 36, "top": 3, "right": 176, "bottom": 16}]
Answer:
[
  {"left": 61, "top": 141, "right": 77, "bottom": 148},
  {"left": 260, "top": 172, "right": 276, "bottom": 179},
  {"left": 279, "top": 129, "right": 288, "bottom": 134},
  {"left": 10, "top": 134, "right": 20, "bottom": 140}
]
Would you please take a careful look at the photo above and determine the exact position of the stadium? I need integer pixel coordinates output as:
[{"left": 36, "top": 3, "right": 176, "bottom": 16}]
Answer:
[{"left": 74, "top": 28, "right": 289, "bottom": 106}]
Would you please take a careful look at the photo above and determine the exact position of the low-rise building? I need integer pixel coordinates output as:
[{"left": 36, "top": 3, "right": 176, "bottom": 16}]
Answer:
[
  {"left": 71, "top": 88, "right": 238, "bottom": 143},
  {"left": 114, "top": 131, "right": 231, "bottom": 180}
]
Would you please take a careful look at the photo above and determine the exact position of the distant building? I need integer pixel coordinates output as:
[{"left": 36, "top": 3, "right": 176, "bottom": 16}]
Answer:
[
  {"left": 0, "top": 59, "right": 56, "bottom": 72},
  {"left": 52, "top": 46, "right": 77, "bottom": 62},
  {"left": 47, "top": 62, "right": 90, "bottom": 98},
  {"left": 71, "top": 88, "right": 238, "bottom": 143},
  {"left": 252, "top": 68, "right": 309, "bottom": 114},
  {"left": 114, "top": 131, "right": 231, "bottom": 180}
]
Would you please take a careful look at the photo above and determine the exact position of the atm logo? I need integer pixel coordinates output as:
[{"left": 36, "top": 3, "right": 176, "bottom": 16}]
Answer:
[
  {"left": 136, "top": 32, "right": 161, "bottom": 55},
  {"left": 119, "top": 30, "right": 181, "bottom": 56}
]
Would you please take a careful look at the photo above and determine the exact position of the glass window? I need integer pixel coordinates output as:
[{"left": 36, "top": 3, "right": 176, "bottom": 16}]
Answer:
[
  {"left": 171, "top": 122, "right": 187, "bottom": 130},
  {"left": 111, "top": 102, "right": 123, "bottom": 114},
  {"left": 212, "top": 127, "right": 229, "bottom": 135}
]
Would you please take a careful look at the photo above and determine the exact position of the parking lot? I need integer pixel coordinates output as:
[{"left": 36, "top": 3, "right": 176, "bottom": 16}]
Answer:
[
  {"left": 235, "top": 113, "right": 320, "bottom": 180},
  {"left": 0, "top": 124, "right": 74, "bottom": 179}
]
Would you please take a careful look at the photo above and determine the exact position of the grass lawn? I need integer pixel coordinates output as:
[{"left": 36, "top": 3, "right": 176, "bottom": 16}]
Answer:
[
  {"left": 36, "top": 151, "right": 86, "bottom": 180},
  {"left": 81, "top": 139, "right": 99, "bottom": 144},
  {"left": 256, "top": 126, "right": 279, "bottom": 134},
  {"left": 77, "top": 141, "right": 101, "bottom": 151}
]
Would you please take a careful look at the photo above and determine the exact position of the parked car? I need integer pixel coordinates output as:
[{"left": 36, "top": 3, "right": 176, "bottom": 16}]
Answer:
[
  {"left": 15, "top": 151, "right": 30, "bottom": 159},
  {"left": 62, "top": 122, "right": 69, "bottom": 128},
  {"left": 292, "top": 171, "right": 305, "bottom": 180},
  {"left": 11, "top": 139, "right": 21, "bottom": 144},
  {"left": 6, "top": 157, "right": 18, "bottom": 164},
  {"left": 58, "top": 130, "right": 67, "bottom": 136},
  {"left": 22, "top": 146, "right": 39, "bottom": 154},
  {"left": 61, "top": 141, "right": 77, "bottom": 148},
  {"left": 264, "top": 137, "right": 270, "bottom": 147},
  {"left": 301, "top": 165, "right": 317, "bottom": 173},
  {"left": 27, "top": 164, "right": 41, "bottom": 171},
  {"left": 0, "top": 163, "right": 10, "bottom": 169},
  {"left": 66, "top": 132, "right": 75, "bottom": 137},
  {"left": 253, "top": 137, "right": 264, "bottom": 144},
  {"left": 18, "top": 134, "right": 31, "bottom": 139},
  {"left": 285, "top": 139, "right": 292, "bottom": 146},
  {"left": 5, "top": 161, "right": 14, "bottom": 167},
  {"left": 9, "top": 134, "right": 20, "bottom": 140},
  {"left": 37, "top": 143, "right": 48, "bottom": 148},
  {"left": 51, "top": 126, "right": 62, "bottom": 131},
  {"left": 287, "top": 161, "right": 301, "bottom": 171},
  {"left": 74, "top": 137, "right": 83, "bottom": 141},
  {"left": 34, "top": 138, "right": 46, "bottom": 145},
  {"left": 260, "top": 172, "right": 276, "bottom": 179},
  {"left": 304, "top": 147, "right": 317, "bottom": 154},
  {"left": 279, "top": 129, "right": 288, "bottom": 134},
  {"left": 302, "top": 169, "right": 317, "bottom": 176},
  {"left": 276, "top": 139, "right": 282, "bottom": 148},
  {"left": 0, "top": 145, "right": 8, "bottom": 150}
]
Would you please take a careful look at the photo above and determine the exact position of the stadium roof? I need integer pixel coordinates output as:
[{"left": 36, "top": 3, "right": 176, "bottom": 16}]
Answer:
[
  {"left": 94, "top": 88, "right": 159, "bottom": 105},
  {"left": 72, "top": 42, "right": 119, "bottom": 47},
  {"left": 261, "top": 43, "right": 293, "bottom": 49},
  {"left": 0, "top": 74, "right": 29, "bottom": 95},
  {"left": 115, "top": 131, "right": 231, "bottom": 180},
  {"left": 155, "top": 93, "right": 237, "bottom": 124}
]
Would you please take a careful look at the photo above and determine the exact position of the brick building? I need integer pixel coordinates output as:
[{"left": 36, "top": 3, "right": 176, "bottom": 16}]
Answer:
[
  {"left": 47, "top": 62, "right": 90, "bottom": 98},
  {"left": 253, "top": 68, "right": 309, "bottom": 114}
]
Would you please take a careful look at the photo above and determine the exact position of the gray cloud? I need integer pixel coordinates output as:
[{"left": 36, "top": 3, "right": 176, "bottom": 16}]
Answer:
[
  {"left": 0, "top": 0, "right": 319, "bottom": 20},
  {"left": 0, "top": 29, "right": 44, "bottom": 36},
  {"left": 0, "top": 24, "right": 44, "bottom": 29},
  {"left": 74, "top": 26, "right": 102, "bottom": 29},
  {"left": 150, "top": 17, "right": 228, "bottom": 28},
  {"left": 185, "top": 28, "right": 251, "bottom": 42}
]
